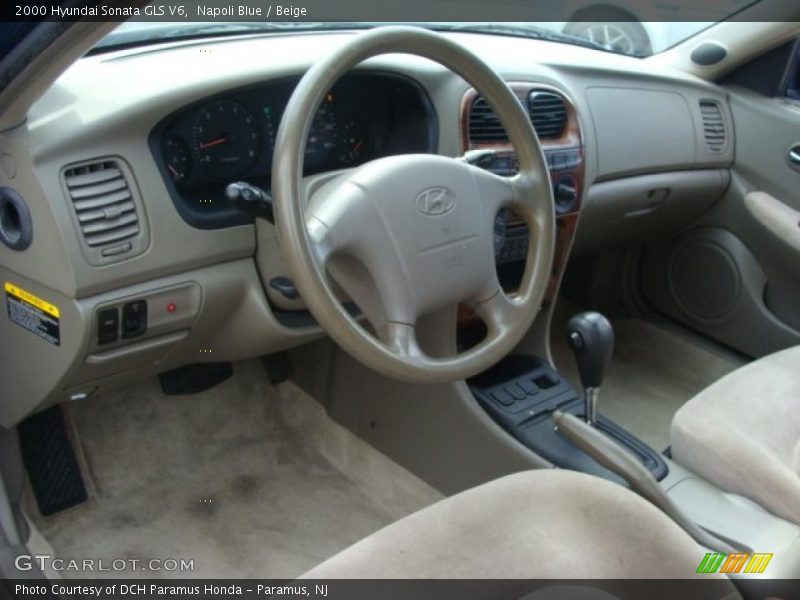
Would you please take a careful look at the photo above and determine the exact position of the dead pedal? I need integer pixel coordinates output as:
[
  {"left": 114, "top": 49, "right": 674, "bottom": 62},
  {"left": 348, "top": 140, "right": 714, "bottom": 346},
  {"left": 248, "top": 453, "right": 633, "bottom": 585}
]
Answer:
[{"left": 19, "top": 405, "right": 88, "bottom": 516}]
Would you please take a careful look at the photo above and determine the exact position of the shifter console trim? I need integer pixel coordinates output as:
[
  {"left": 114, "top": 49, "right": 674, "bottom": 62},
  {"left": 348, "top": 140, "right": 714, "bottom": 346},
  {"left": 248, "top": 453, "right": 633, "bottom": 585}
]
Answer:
[{"left": 469, "top": 355, "right": 668, "bottom": 482}]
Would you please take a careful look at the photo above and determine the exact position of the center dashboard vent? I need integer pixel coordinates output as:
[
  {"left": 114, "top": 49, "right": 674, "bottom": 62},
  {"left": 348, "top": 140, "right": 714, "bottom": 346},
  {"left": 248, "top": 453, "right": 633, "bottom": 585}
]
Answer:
[
  {"left": 528, "top": 91, "right": 568, "bottom": 139},
  {"left": 699, "top": 100, "right": 727, "bottom": 153},
  {"left": 63, "top": 159, "right": 147, "bottom": 264},
  {"left": 468, "top": 90, "right": 568, "bottom": 144}
]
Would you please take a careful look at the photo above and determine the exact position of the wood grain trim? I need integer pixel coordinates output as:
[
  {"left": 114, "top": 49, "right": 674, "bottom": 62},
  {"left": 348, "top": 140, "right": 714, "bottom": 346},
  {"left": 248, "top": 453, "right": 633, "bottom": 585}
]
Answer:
[
  {"left": 544, "top": 212, "right": 579, "bottom": 308},
  {"left": 456, "top": 83, "right": 585, "bottom": 329}
]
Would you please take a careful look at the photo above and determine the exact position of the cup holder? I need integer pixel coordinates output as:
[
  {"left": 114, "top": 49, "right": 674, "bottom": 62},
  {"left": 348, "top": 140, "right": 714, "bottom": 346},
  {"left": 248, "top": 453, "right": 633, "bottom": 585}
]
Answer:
[{"left": 0, "top": 187, "right": 32, "bottom": 251}]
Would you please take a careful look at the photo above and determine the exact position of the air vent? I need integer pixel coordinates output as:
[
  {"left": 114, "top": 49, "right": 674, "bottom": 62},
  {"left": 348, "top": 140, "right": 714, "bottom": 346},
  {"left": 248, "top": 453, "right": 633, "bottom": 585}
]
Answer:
[
  {"left": 468, "top": 96, "right": 508, "bottom": 143},
  {"left": 528, "top": 92, "right": 568, "bottom": 139},
  {"left": 468, "top": 90, "right": 568, "bottom": 144},
  {"left": 699, "top": 100, "right": 726, "bottom": 153},
  {"left": 64, "top": 160, "right": 140, "bottom": 250}
]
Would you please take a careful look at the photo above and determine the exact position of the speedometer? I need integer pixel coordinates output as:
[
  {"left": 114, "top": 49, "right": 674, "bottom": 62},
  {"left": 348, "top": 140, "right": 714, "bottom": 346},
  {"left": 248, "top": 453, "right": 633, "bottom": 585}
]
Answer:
[{"left": 192, "top": 100, "right": 260, "bottom": 179}]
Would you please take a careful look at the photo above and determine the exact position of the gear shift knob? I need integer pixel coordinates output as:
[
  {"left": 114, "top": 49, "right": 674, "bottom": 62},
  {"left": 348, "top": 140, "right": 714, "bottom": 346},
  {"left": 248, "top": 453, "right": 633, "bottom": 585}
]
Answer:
[{"left": 566, "top": 312, "right": 614, "bottom": 425}]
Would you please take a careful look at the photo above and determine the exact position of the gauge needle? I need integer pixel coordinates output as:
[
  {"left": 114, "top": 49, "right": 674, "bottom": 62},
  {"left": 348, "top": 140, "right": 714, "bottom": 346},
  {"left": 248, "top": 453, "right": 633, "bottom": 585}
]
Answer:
[
  {"left": 168, "top": 164, "right": 181, "bottom": 178},
  {"left": 200, "top": 137, "right": 228, "bottom": 150}
]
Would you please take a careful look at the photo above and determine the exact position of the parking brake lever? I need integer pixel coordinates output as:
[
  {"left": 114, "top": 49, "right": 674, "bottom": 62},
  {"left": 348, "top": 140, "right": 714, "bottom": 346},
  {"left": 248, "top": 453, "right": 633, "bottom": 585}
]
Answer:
[{"left": 552, "top": 410, "right": 741, "bottom": 555}]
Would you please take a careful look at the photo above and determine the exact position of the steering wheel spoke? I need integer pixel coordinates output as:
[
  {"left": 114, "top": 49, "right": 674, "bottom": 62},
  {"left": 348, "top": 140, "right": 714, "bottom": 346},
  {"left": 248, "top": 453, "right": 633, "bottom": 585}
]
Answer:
[
  {"left": 472, "top": 289, "right": 520, "bottom": 338},
  {"left": 379, "top": 322, "right": 423, "bottom": 359},
  {"left": 466, "top": 163, "right": 517, "bottom": 216},
  {"left": 303, "top": 215, "right": 339, "bottom": 269}
]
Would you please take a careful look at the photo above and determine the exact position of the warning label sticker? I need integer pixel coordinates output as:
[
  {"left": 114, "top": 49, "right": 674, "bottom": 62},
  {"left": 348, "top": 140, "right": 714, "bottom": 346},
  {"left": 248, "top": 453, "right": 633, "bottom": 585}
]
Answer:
[{"left": 4, "top": 282, "right": 61, "bottom": 346}]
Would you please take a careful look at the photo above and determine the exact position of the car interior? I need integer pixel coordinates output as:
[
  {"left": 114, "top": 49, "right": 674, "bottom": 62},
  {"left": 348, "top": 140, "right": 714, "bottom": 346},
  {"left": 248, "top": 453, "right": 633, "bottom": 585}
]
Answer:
[{"left": 0, "top": 1, "right": 799, "bottom": 591}]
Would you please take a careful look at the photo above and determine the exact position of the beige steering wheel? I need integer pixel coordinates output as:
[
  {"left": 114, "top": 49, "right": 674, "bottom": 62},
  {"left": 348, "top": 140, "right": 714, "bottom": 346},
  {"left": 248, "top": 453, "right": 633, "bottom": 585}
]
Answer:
[{"left": 272, "top": 26, "right": 555, "bottom": 384}]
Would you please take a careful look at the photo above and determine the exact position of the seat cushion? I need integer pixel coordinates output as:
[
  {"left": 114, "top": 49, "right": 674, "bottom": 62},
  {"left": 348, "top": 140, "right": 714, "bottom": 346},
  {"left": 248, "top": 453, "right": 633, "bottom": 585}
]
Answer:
[
  {"left": 671, "top": 345, "right": 800, "bottom": 524},
  {"left": 301, "top": 469, "right": 716, "bottom": 579}
]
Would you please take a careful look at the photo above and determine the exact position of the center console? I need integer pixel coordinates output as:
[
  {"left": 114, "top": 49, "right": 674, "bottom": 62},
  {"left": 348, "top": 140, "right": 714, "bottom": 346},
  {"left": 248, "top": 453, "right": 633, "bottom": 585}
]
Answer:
[
  {"left": 469, "top": 355, "right": 669, "bottom": 484},
  {"left": 460, "top": 85, "right": 673, "bottom": 482},
  {"left": 470, "top": 310, "right": 669, "bottom": 484}
]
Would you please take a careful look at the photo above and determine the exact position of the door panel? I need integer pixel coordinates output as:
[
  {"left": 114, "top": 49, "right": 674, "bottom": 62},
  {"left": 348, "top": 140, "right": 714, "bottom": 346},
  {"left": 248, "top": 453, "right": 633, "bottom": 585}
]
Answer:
[{"left": 642, "top": 86, "right": 800, "bottom": 358}]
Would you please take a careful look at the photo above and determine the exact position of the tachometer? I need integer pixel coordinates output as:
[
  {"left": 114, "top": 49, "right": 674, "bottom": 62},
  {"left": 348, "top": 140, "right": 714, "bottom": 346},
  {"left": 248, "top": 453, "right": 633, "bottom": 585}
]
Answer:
[{"left": 192, "top": 100, "right": 260, "bottom": 179}]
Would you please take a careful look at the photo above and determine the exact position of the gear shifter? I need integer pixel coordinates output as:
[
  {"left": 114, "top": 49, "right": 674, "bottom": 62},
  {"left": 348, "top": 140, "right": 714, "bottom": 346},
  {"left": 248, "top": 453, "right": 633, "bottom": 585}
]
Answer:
[{"left": 566, "top": 312, "right": 614, "bottom": 426}]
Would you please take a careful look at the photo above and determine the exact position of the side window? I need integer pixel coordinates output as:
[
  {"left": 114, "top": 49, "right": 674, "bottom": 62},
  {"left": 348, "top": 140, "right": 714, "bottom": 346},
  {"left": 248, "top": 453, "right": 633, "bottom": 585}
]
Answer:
[{"left": 722, "top": 38, "right": 800, "bottom": 99}]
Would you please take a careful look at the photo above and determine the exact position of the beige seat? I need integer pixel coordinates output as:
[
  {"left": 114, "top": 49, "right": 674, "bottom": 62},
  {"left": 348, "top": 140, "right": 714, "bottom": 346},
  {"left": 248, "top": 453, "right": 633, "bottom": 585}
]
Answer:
[
  {"left": 671, "top": 346, "right": 800, "bottom": 524},
  {"left": 301, "top": 469, "right": 720, "bottom": 579}
]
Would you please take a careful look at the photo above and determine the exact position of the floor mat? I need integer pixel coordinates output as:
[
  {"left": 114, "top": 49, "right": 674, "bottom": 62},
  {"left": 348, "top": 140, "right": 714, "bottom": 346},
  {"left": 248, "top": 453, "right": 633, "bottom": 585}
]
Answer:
[
  {"left": 27, "top": 360, "right": 442, "bottom": 579},
  {"left": 550, "top": 304, "right": 740, "bottom": 451}
]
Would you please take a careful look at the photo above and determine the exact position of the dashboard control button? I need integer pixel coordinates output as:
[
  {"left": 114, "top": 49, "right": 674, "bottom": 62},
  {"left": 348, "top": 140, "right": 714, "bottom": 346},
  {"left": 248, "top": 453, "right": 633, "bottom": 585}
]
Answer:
[
  {"left": 121, "top": 300, "right": 148, "bottom": 339},
  {"left": 97, "top": 308, "right": 119, "bottom": 345},
  {"left": 506, "top": 385, "right": 527, "bottom": 401},
  {"left": 554, "top": 175, "right": 578, "bottom": 213},
  {"left": 565, "top": 150, "right": 581, "bottom": 169},
  {"left": 517, "top": 378, "right": 539, "bottom": 395},
  {"left": 491, "top": 390, "right": 515, "bottom": 407}
]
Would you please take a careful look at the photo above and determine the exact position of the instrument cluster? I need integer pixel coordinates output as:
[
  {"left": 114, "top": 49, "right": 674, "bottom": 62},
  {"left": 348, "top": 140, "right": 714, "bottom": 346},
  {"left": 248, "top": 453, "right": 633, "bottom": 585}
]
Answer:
[{"left": 153, "top": 74, "right": 435, "bottom": 228}]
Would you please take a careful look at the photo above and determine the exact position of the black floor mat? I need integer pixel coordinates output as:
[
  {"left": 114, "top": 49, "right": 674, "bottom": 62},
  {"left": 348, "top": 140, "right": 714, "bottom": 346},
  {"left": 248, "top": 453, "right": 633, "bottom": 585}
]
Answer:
[
  {"left": 18, "top": 405, "right": 87, "bottom": 516},
  {"left": 159, "top": 362, "right": 233, "bottom": 395}
]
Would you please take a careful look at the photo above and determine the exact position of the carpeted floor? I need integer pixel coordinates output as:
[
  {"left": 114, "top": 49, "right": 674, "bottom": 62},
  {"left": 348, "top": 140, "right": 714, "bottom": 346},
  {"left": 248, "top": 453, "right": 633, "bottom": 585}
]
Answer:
[
  {"left": 550, "top": 304, "right": 741, "bottom": 451},
  {"left": 26, "top": 308, "right": 742, "bottom": 578},
  {"left": 26, "top": 360, "right": 442, "bottom": 579}
]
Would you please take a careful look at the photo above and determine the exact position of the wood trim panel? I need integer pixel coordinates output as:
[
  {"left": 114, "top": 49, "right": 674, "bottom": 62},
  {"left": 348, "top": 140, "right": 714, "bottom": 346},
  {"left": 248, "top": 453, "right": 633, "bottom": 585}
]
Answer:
[
  {"left": 545, "top": 212, "right": 579, "bottom": 309},
  {"left": 457, "top": 83, "right": 585, "bottom": 329}
]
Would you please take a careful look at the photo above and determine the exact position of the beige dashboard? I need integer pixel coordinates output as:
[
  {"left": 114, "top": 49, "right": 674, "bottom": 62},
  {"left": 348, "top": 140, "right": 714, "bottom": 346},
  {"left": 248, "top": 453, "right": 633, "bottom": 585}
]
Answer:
[{"left": 0, "top": 29, "right": 734, "bottom": 427}]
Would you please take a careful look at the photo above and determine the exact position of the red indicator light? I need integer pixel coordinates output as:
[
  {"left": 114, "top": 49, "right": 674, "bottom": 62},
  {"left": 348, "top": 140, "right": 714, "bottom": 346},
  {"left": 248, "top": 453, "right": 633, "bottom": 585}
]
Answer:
[{"left": 166, "top": 302, "right": 176, "bottom": 313}]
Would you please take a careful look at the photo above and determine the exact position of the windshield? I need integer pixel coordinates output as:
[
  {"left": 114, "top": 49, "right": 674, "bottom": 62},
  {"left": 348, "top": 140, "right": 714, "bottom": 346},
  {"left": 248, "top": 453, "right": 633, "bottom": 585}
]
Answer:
[{"left": 94, "top": 2, "right": 761, "bottom": 58}]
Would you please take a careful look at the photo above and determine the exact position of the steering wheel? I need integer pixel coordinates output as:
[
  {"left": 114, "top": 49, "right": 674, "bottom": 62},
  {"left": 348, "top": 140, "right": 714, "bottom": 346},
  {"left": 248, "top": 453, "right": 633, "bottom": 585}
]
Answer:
[{"left": 272, "top": 26, "right": 555, "bottom": 384}]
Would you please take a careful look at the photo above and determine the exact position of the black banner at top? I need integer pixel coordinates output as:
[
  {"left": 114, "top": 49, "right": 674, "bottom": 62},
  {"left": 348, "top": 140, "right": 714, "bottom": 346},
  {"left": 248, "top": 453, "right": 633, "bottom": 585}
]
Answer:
[{"left": 0, "top": 0, "right": 792, "bottom": 23}]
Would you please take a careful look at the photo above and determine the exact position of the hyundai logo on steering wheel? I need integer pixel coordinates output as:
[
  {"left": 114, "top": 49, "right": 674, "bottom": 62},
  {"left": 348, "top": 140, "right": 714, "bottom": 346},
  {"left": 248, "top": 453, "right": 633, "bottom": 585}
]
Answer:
[{"left": 416, "top": 187, "right": 456, "bottom": 216}]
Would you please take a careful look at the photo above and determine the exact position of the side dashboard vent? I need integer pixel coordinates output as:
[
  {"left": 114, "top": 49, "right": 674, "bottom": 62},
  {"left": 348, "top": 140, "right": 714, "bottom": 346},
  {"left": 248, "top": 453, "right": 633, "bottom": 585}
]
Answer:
[
  {"left": 528, "top": 91, "right": 568, "bottom": 139},
  {"left": 468, "top": 90, "right": 568, "bottom": 144},
  {"left": 64, "top": 159, "right": 146, "bottom": 263},
  {"left": 699, "top": 100, "right": 727, "bottom": 153}
]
